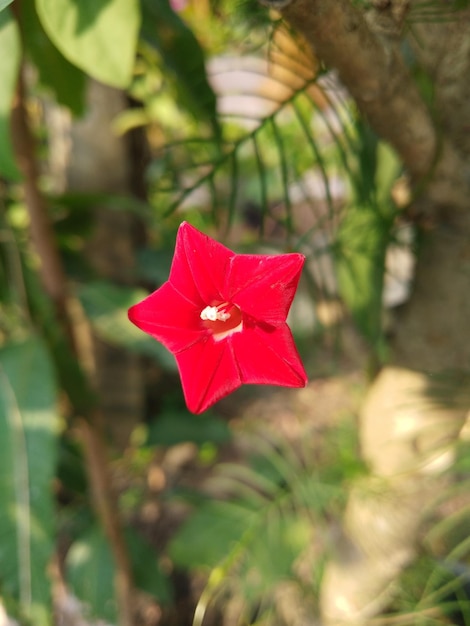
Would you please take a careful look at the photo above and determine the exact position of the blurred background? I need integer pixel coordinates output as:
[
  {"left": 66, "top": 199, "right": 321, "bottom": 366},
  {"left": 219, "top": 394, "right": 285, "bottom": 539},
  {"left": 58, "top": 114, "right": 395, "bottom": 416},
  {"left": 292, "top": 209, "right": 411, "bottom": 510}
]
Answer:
[{"left": 0, "top": 0, "right": 469, "bottom": 625}]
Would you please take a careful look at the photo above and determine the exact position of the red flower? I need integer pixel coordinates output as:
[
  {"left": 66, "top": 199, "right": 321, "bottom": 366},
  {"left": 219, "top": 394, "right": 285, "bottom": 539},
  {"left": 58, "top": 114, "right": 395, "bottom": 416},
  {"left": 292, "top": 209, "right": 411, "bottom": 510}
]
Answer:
[{"left": 128, "top": 222, "right": 307, "bottom": 413}]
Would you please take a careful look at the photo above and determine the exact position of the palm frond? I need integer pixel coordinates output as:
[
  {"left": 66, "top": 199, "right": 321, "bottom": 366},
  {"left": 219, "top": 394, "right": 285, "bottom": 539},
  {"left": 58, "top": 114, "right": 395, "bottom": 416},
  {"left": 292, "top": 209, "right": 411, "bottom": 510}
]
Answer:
[
  {"left": 151, "top": 25, "right": 331, "bottom": 230},
  {"left": 148, "top": 16, "right": 406, "bottom": 348},
  {"left": 407, "top": 0, "right": 470, "bottom": 23},
  {"left": 169, "top": 423, "right": 363, "bottom": 625}
]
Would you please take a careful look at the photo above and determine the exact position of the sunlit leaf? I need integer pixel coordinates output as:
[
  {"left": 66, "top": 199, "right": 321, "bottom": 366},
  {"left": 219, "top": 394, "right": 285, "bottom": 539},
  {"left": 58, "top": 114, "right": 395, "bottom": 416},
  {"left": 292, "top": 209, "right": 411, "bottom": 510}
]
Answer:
[
  {"left": 336, "top": 204, "right": 393, "bottom": 349},
  {"left": 21, "top": 1, "right": 86, "bottom": 115},
  {"left": 141, "top": 0, "right": 219, "bottom": 136},
  {"left": 375, "top": 142, "right": 402, "bottom": 207},
  {"left": 0, "top": 336, "right": 59, "bottom": 626},
  {"left": 0, "top": 8, "right": 20, "bottom": 180},
  {"left": 35, "top": 0, "right": 140, "bottom": 88},
  {"left": 0, "top": 0, "right": 13, "bottom": 12}
]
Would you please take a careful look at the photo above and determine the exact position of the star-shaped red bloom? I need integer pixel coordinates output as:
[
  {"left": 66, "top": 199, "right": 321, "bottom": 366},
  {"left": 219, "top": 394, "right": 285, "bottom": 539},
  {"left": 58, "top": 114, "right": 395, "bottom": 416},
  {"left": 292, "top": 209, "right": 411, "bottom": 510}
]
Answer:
[{"left": 128, "top": 222, "right": 308, "bottom": 413}]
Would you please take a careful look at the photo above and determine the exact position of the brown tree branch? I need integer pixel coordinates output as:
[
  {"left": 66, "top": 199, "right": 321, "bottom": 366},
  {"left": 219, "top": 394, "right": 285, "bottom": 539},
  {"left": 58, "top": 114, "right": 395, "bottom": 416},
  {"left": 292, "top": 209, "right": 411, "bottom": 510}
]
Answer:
[
  {"left": 284, "top": 0, "right": 435, "bottom": 175},
  {"left": 11, "top": 71, "right": 69, "bottom": 314},
  {"left": 278, "top": 0, "right": 468, "bottom": 215},
  {"left": 11, "top": 66, "right": 136, "bottom": 626}
]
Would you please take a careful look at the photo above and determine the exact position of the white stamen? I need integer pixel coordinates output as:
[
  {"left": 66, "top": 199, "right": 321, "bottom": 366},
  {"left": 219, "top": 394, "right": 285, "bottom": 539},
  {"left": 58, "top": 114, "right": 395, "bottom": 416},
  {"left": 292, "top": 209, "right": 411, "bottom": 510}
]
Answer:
[{"left": 200, "top": 305, "right": 231, "bottom": 322}]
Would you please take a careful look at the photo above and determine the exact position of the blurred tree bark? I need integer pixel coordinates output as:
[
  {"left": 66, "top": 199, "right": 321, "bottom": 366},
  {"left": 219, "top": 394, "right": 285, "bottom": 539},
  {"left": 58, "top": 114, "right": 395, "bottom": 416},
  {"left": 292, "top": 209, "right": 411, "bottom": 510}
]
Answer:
[
  {"left": 272, "top": 0, "right": 470, "bottom": 622},
  {"left": 47, "top": 80, "right": 146, "bottom": 450}
]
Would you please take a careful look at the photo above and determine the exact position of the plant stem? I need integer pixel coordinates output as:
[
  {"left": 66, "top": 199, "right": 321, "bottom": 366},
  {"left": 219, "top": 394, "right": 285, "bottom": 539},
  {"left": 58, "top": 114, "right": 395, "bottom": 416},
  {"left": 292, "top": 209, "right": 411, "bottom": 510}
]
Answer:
[
  {"left": 79, "top": 418, "right": 134, "bottom": 626},
  {"left": 11, "top": 65, "right": 135, "bottom": 626},
  {"left": 11, "top": 70, "right": 69, "bottom": 317}
]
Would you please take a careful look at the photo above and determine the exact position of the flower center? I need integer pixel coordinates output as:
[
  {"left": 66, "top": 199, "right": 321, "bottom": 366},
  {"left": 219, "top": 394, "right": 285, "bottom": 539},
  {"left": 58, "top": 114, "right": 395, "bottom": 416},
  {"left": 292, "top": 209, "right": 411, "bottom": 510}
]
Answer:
[{"left": 200, "top": 302, "right": 243, "bottom": 340}]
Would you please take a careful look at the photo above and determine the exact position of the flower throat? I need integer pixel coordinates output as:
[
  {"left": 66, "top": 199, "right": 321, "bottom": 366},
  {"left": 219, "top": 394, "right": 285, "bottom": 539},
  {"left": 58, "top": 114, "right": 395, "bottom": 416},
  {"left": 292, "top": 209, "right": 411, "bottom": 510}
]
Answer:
[{"left": 200, "top": 302, "right": 243, "bottom": 340}]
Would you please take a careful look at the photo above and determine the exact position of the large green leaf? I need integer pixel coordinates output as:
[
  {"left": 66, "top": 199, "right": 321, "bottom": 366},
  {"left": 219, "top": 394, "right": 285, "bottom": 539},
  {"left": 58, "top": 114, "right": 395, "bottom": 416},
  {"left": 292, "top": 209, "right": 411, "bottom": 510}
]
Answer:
[
  {"left": 141, "top": 0, "right": 219, "bottom": 136},
  {"left": 0, "top": 336, "right": 59, "bottom": 625},
  {"left": 0, "top": 8, "right": 20, "bottom": 180},
  {"left": 66, "top": 525, "right": 172, "bottom": 622},
  {"left": 35, "top": 0, "right": 140, "bottom": 88},
  {"left": 21, "top": 1, "right": 86, "bottom": 115}
]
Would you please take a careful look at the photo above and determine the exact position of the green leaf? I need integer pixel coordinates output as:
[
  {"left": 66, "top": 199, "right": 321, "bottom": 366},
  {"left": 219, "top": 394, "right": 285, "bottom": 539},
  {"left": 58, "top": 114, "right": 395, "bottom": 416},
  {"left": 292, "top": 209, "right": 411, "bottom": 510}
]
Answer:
[
  {"left": 136, "top": 248, "right": 173, "bottom": 285},
  {"left": 35, "top": 0, "right": 141, "bottom": 88},
  {"left": 169, "top": 501, "right": 257, "bottom": 570},
  {"left": 21, "top": 1, "right": 86, "bottom": 115},
  {"left": 0, "top": 336, "right": 59, "bottom": 626},
  {"left": 336, "top": 204, "right": 393, "bottom": 349},
  {"left": 23, "top": 259, "right": 96, "bottom": 416},
  {"left": 147, "top": 410, "right": 231, "bottom": 447},
  {"left": 66, "top": 526, "right": 117, "bottom": 623},
  {"left": 66, "top": 526, "right": 172, "bottom": 622},
  {"left": 141, "top": 0, "right": 219, "bottom": 137},
  {"left": 169, "top": 498, "right": 310, "bottom": 597},
  {"left": 0, "top": 8, "right": 20, "bottom": 180},
  {"left": 128, "top": 530, "right": 173, "bottom": 605},
  {"left": 243, "top": 514, "right": 310, "bottom": 596},
  {"left": 0, "top": 0, "right": 13, "bottom": 12},
  {"left": 375, "top": 142, "right": 402, "bottom": 207},
  {"left": 78, "top": 281, "right": 177, "bottom": 371}
]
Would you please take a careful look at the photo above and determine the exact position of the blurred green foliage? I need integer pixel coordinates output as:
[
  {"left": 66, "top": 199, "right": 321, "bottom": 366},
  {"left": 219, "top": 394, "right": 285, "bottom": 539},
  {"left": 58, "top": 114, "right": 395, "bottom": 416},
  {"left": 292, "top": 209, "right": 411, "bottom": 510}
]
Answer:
[{"left": 0, "top": 1, "right": 469, "bottom": 625}]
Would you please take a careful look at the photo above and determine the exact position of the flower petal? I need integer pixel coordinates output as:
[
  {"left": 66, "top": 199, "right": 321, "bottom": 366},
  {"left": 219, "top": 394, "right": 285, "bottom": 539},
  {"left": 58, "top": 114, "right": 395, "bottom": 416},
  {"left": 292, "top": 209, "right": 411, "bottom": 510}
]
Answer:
[
  {"left": 232, "top": 322, "right": 307, "bottom": 387},
  {"left": 176, "top": 336, "right": 242, "bottom": 413},
  {"left": 227, "top": 253, "right": 305, "bottom": 323},
  {"left": 169, "top": 222, "right": 234, "bottom": 305},
  {"left": 128, "top": 282, "right": 205, "bottom": 353}
]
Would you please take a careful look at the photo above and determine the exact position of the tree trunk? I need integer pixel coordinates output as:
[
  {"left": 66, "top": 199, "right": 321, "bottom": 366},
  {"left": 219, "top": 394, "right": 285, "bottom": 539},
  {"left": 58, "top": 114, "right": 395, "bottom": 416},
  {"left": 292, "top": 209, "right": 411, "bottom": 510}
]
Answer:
[{"left": 271, "top": 0, "right": 470, "bottom": 621}]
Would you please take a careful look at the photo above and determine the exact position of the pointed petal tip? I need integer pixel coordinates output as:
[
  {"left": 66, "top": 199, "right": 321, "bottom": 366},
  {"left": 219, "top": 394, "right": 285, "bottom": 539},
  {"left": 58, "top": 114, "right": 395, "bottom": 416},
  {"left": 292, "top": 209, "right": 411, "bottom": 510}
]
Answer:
[
  {"left": 185, "top": 368, "right": 307, "bottom": 413},
  {"left": 299, "top": 373, "right": 309, "bottom": 388},
  {"left": 184, "top": 382, "right": 238, "bottom": 414},
  {"left": 289, "top": 251, "right": 306, "bottom": 270},
  {"left": 176, "top": 339, "right": 243, "bottom": 414},
  {"left": 175, "top": 220, "right": 196, "bottom": 243},
  {"left": 127, "top": 296, "right": 153, "bottom": 327},
  {"left": 290, "top": 366, "right": 309, "bottom": 389},
  {"left": 185, "top": 382, "right": 243, "bottom": 414},
  {"left": 127, "top": 302, "right": 139, "bottom": 325},
  {"left": 186, "top": 399, "right": 210, "bottom": 415},
  {"left": 177, "top": 220, "right": 200, "bottom": 237}
]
